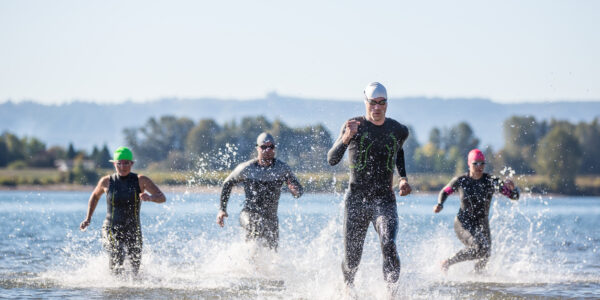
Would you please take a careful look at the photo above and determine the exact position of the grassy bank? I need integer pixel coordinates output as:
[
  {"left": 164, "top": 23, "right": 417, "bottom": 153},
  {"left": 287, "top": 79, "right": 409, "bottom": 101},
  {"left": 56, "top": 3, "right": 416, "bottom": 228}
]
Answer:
[{"left": 1, "top": 168, "right": 599, "bottom": 196}]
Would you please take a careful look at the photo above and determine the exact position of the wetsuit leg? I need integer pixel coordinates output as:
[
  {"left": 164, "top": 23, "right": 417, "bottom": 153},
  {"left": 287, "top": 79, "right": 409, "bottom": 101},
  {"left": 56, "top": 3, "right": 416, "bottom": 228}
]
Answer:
[
  {"left": 125, "top": 228, "right": 143, "bottom": 275},
  {"left": 260, "top": 217, "right": 279, "bottom": 250},
  {"left": 447, "top": 217, "right": 491, "bottom": 270},
  {"left": 372, "top": 198, "right": 400, "bottom": 283},
  {"left": 240, "top": 210, "right": 259, "bottom": 241},
  {"left": 103, "top": 224, "right": 125, "bottom": 275},
  {"left": 342, "top": 193, "right": 371, "bottom": 285},
  {"left": 473, "top": 223, "right": 491, "bottom": 272},
  {"left": 240, "top": 210, "right": 279, "bottom": 250}
]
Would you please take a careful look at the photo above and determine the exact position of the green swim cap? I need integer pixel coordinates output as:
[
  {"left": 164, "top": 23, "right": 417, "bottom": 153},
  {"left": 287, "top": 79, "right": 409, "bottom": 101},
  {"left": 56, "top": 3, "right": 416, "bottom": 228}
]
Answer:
[{"left": 111, "top": 147, "right": 133, "bottom": 162}]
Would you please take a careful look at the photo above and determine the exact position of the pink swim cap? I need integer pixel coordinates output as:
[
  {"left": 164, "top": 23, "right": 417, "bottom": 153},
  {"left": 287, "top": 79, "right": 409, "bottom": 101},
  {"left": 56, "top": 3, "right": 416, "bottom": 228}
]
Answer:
[{"left": 467, "top": 149, "right": 485, "bottom": 164}]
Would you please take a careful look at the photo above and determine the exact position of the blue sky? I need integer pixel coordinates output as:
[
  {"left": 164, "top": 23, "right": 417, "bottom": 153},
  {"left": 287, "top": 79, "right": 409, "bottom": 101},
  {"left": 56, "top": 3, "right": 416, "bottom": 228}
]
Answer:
[{"left": 1, "top": 0, "right": 598, "bottom": 104}]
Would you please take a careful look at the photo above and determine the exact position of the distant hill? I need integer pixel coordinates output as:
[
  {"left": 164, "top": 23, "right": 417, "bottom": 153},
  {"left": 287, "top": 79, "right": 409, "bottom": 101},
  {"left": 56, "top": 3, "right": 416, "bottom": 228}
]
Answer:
[{"left": 1, "top": 95, "right": 599, "bottom": 151}]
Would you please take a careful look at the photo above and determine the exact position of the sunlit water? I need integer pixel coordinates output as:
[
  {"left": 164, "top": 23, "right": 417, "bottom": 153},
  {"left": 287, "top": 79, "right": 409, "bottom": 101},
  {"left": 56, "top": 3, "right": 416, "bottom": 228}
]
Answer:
[{"left": 0, "top": 190, "right": 598, "bottom": 299}]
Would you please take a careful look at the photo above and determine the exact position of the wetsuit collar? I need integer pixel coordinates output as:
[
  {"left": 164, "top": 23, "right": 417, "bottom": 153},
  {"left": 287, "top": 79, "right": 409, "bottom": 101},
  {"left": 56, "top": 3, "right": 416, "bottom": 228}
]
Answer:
[
  {"left": 257, "top": 158, "right": 275, "bottom": 168},
  {"left": 117, "top": 173, "right": 133, "bottom": 180}
]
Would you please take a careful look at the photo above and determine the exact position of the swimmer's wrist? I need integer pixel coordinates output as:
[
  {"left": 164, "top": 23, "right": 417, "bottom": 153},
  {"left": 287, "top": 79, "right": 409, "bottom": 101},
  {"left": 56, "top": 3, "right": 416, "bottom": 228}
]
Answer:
[
  {"left": 436, "top": 203, "right": 443, "bottom": 208},
  {"left": 399, "top": 177, "right": 408, "bottom": 182}
]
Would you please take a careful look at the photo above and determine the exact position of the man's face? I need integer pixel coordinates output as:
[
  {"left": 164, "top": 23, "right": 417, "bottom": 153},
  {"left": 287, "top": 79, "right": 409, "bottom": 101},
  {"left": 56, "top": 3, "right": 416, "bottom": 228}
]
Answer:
[
  {"left": 469, "top": 160, "right": 485, "bottom": 177},
  {"left": 257, "top": 142, "right": 275, "bottom": 161},
  {"left": 364, "top": 97, "right": 387, "bottom": 122},
  {"left": 114, "top": 160, "right": 133, "bottom": 176}
]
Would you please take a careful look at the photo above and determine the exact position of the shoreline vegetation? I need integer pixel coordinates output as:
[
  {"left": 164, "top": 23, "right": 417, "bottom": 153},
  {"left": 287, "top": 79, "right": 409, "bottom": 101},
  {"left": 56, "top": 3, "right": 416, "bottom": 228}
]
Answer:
[
  {"left": 2, "top": 115, "right": 599, "bottom": 197},
  {"left": 1, "top": 168, "right": 599, "bottom": 196}
]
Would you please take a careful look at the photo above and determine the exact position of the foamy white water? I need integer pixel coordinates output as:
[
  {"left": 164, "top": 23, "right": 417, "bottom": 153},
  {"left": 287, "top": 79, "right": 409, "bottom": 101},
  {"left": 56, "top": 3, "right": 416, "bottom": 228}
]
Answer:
[{"left": 0, "top": 190, "right": 598, "bottom": 299}]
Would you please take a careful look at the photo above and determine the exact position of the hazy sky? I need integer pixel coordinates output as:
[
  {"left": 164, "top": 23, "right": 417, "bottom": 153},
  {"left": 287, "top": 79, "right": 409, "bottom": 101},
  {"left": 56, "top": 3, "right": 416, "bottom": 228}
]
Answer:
[{"left": 1, "top": 0, "right": 599, "bottom": 104}]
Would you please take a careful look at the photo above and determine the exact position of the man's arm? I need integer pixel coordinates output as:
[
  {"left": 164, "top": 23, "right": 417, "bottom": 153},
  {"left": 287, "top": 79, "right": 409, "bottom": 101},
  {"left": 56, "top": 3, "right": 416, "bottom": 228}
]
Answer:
[
  {"left": 327, "top": 120, "right": 359, "bottom": 166},
  {"left": 138, "top": 175, "right": 166, "bottom": 203},
  {"left": 286, "top": 168, "right": 304, "bottom": 198},
  {"left": 80, "top": 176, "right": 109, "bottom": 230},
  {"left": 217, "top": 165, "right": 245, "bottom": 227},
  {"left": 396, "top": 148, "right": 411, "bottom": 196}
]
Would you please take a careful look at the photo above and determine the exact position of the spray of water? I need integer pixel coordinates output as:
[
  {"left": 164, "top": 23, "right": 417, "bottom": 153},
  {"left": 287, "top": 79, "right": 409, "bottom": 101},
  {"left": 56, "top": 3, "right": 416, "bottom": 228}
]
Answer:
[{"left": 17, "top": 156, "right": 597, "bottom": 299}]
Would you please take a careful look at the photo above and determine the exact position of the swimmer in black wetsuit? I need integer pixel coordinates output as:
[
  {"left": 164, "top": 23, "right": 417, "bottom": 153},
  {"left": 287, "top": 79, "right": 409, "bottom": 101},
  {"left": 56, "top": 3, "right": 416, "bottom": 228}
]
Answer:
[
  {"left": 433, "top": 148, "right": 519, "bottom": 273},
  {"left": 216, "top": 132, "right": 304, "bottom": 250},
  {"left": 80, "top": 147, "right": 166, "bottom": 275},
  {"left": 328, "top": 82, "right": 412, "bottom": 287}
]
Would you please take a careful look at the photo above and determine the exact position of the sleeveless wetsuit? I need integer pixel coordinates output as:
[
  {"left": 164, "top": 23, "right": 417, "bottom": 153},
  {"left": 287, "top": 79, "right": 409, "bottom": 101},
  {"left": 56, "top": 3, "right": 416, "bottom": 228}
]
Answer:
[
  {"left": 220, "top": 158, "right": 303, "bottom": 249},
  {"left": 328, "top": 116, "right": 409, "bottom": 284},
  {"left": 102, "top": 172, "right": 142, "bottom": 275},
  {"left": 438, "top": 173, "right": 519, "bottom": 271}
]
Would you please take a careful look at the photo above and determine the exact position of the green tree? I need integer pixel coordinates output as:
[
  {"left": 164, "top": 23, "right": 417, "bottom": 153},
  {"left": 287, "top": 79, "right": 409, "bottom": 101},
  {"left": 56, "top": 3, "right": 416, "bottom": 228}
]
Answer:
[
  {"left": 67, "top": 143, "right": 77, "bottom": 159},
  {"left": 482, "top": 146, "right": 497, "bottom": 173},
  {"left": 448, "top": 122, "right": 479, "bottom": 155},
  {"left": 2, "top": 132, "right": 26, "bottom": 163},
  {"left": 429, "top": 127, "right": 441, "bottom": 149},
  {"left": 286, "top": 124, "right": 333, "bottom": 172},
  {"left": 436, "top": 122, "right": 479, "bottom": 174},
  {"left": 413, "top": 127, "right": 454, "bottom": 173},
  {"left": 70, "top": 155, "right": 99, "bottom": 185},
  {"left": 502, "top": 116, "right": 547, "bottom": 173},
  {"left": 25, "top": 137, "right": 54, "bottom": 168},
  {"left": 99, "top": 145, "right": 113, "bottom": 169},
  {"left": 0, "top": 139, "right": 8, "bottom": 167},
  {"left": 124, "top": 116, "right": 194, "bottom": 166},
  {"left": 534, "top": 126, "right": 582, "bottom": 193},
  {"left": 402, "top": 125, "right": 420, "bottom": 173},
  {"left": 574, "top": 118, "right": 600, "bottom": 174},
  {"left": 186, "top": 119, "right": 221, "bottom": 156}
]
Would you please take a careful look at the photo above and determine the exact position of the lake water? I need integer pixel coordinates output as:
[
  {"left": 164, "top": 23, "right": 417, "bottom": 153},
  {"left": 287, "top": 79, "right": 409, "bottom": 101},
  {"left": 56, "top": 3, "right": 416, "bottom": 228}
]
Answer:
[{"left": 0, "top": 189, "right": 598, "bottom": 299}]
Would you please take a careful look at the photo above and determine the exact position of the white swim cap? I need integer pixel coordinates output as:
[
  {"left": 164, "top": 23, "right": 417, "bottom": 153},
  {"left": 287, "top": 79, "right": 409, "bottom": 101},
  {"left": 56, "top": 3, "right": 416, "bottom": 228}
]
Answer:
[
  {"left": 256, "top": 132, "right": 275, "bottom": 146},
  {"left": 364, "top": 82, "right": 387, "bottom": 100}
]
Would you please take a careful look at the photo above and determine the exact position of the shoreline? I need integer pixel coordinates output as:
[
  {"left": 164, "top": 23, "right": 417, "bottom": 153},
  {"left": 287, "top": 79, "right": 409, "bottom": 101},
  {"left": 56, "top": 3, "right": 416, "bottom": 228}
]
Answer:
[{"left": 0, "top": 184, "right": 580, "bottom": 198}]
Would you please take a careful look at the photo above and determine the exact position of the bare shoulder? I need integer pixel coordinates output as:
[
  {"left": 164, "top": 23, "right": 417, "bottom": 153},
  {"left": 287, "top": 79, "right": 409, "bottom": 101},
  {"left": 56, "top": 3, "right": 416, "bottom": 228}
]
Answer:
[
  {"left": 137, "top": 174, "right": 152, "bottom": 184},
  {"left": 92, "top": 175, "right": 111, "bottom": 194},
  {"left": 98, "top": 175, "right": 111, "bottom": 187}
]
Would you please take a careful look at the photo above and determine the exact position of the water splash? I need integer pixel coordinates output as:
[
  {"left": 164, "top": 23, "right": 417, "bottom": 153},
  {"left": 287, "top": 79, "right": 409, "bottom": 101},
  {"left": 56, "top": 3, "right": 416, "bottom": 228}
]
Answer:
[{"left": 1, "top": 191, "right": 598, "bottom": 299}]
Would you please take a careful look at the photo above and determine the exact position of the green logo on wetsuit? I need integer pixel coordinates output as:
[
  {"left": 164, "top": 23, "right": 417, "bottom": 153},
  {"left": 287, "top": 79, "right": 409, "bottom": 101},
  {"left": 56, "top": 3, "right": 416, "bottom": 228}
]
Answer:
[{"left": 350, "top": 132, "right": 398, "bottom": 172}]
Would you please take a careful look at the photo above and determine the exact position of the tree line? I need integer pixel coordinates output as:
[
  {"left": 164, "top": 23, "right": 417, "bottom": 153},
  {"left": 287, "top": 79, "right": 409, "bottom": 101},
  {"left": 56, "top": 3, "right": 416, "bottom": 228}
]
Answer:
[
  {"left": 123, "top": 116, "right": 334, "bottom": 173},
  {"left": 405, "top": 116, "right": 600, "bottom": 193},
  {"left": 0, "top": 132, "right": 112, "bottom": 170},
  {"left": 2, "top": 115, "right": 599, "bottom": 193}
]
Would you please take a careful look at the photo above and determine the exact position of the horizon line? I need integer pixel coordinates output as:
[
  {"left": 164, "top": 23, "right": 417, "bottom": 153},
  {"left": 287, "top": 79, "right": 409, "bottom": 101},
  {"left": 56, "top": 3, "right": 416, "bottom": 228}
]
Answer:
[{"left": 2, "top": 93, "right": 600, "bottom": 106}]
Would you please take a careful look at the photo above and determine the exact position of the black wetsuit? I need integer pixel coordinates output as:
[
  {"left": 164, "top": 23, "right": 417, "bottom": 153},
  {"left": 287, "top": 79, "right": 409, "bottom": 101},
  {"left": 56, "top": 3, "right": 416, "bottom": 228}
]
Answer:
[
  {"left": 220, "top": 158, "right": 304, "bottom": 249},
  {"left": 102, "top": 173, "right": 142, "bottom": 275},
  {"left": 328, "top": 116, "right": 409, "bottom": 284},
  {"left": 438, "top": 173, "right": 520, "bottom": 271}
]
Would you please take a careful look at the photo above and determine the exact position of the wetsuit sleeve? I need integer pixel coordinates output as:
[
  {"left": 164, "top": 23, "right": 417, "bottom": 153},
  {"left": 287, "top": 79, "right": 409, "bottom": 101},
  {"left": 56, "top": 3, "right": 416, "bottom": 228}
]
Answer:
[
  {"left": 327, "top": 122, "right": 349, "bottom": 166},
  {"left": 285, "top": 167, "right": 304, "bottom": 198},
  {"left": 395, "top": 148, "right": 407, "bottom": 178},
  {"left": 219, "top": 164, "right": 245, "bottom": 212},
  {"left": 437, "top": 176, "right": 459, "bottom": 206},
  {"left": 497, "top": 178, "right": 520, "bottom": 200},
  {"left": 395, "top": 125, "right": 409, "bottom": 178}
]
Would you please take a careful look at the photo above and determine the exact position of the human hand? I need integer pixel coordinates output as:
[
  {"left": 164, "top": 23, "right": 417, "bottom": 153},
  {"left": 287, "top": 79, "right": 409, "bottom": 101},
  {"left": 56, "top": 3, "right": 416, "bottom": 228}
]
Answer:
[
  {"left": 288, "top": 182, "right": 300, "bottom": 197},
  {"left": 140, "top": 192, "right": 152, "bottom": 202},
  {"left": 433, "top": 204, "right": 443, "bottom": 213},
  {"left": 504, "top": 179, "right": 515, "bottom": 191},
  {"left": 80, "top": 219, "right": 90, "bottom": 231},
  {"left": 342, "top": 120, "right": 360, "bottom": 144},
  {"left": 216, "top": 210, "right": 228, "bottom": 227},
  {"left": 398, "top": 179, "right": 412, "bottom": 196}
]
